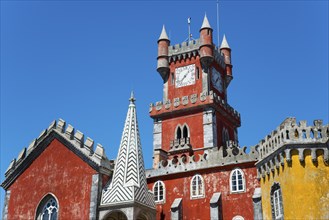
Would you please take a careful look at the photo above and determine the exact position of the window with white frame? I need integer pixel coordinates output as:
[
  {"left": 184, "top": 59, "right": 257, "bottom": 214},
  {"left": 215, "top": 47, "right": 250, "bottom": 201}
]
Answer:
[
  {"left": 230, "top": 168, "right": 245, "bottom": 193},
  {"left": 153, "top": 181, "right": 165, "bottom": 203},
  {"left": 271, "top": 183, "right": 284, "bottom": 220},
  {"left": 35, "top": 194, "right": 58, "bottom": 220},
  {"left": 191, "top": 174, "right": 204, "bottom": 198}
]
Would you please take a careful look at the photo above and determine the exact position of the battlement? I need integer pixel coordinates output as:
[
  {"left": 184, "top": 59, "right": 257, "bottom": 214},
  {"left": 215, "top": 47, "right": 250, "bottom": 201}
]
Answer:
[
  {"left": 168, "top": 39, "right": 200, "bottom": 57},
  {"left": 146, "top": 142, "right": 258, "bottom": 178},
  {"left": 255, "top": 118, "right": 329, "bottom": 179},
  {"left": 149, "top": 90, "right": 240, "bottom": 124},
  {"left": 4, "top": 119, "right": 113, "bottom": 180},
  {"left": 167, "top": 39, "right": 225, "bottom": 69}
]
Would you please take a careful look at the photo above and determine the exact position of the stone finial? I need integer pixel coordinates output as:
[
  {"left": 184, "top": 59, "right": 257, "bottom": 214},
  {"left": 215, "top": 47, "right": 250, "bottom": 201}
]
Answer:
[
  {"left": 48, "top": 120, "right": 56, "bottom": 131},
  {"left": 94, "top": 144, "right": 105, "bottom": 159},
  {"left": 57, "top": 119, "right": 66, "bottom": 133},
  {"left": 220, "top": 34, "right": 230, "bottom": 49},
  {"left": 200, "top": 14, "right": 212, "bottom": 30},
  {"left": 16, "top": 148, "right": 26, "bottom": 163},
  {"left": 280, "top": 117, "right": 296, "bottom": 128},
  {"left": 84, "top": 137, "right": 94, "bottom": 150},
  {"left": 65, "top": 124, "right": 75, "bottom": 139},
  {"left": 313, "top": 119, "right": 323, "bottom": 127},
  {"left": 27, "top": 139, "right": 37, "bottom": 154},
  {"left": 158, "top": 25, "right": 169, "bottom": 41},
  {"left": 299, "top": 120, "right": 307, "bottom": 127},
  {"left": 38, "top": 129, "right": 47, "bottom": 140},
  {"left": 5, "top": 159, "right": 16, "bottom": 177},
  {"left": 129, "top": 91, "right": 136, "bottom": 105},
  {"left": 74, "top": 130, "right": 84, "bottom": 147}
]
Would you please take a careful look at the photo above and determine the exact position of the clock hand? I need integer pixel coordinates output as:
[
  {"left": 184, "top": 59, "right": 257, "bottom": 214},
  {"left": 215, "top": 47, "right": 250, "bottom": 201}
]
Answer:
[{"left": 181, "top": 73, "right": 188, "bottom": 81}]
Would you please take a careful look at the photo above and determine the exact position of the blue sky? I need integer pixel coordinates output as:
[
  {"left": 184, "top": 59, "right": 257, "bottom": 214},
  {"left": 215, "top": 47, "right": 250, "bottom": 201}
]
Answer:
[{"left": 1, "top": 0, "right": 328, "bottom": 208}]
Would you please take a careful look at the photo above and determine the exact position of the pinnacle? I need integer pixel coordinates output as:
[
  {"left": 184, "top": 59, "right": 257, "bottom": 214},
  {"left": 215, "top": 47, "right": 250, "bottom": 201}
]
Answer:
[
  {"left": 129, "top": 91, "right": 136, "bottom": 105},
  {"left": 200, "top": 14, "right": 212, "bottom": 30},
  {"left": 158, "top": 25, "right": 169, "bottom": 41},
  {"left": 220, "top": 34, "right": 230, "bottom": 49}
]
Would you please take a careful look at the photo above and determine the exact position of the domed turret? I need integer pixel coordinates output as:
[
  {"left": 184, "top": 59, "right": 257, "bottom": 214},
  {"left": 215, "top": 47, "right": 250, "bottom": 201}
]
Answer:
[
  {"left": 157, "top": 25, "right": 170, "bottom": 80},
  {"left": 199, "top": 14, "right": 214, "bottom": 67}
]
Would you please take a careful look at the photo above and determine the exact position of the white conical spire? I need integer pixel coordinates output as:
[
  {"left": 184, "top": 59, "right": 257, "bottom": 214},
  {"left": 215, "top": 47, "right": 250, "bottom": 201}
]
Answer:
[
  {"left": 101, "top": 94, "right": 155, "bottom": 208},
  {"left": 220, "top": 34, "right": 230, "bottom": 49},
  {"left": 158, "top": 25, "right": 169, "bottom": 41},
  {"left": 200, "top": 13, "right": 212, "bottom": 30}
]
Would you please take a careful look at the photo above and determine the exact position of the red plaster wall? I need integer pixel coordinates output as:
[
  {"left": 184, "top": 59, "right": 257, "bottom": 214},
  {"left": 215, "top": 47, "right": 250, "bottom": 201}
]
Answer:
[
  {"left": 161, "top": 112, "right": 204, "bottom": 152},
  {"left": 7, "top": 138, "right": 97, "bottom": 220},
  {"left": 148, "top": 163, "right": 258, "bottom": 220}
]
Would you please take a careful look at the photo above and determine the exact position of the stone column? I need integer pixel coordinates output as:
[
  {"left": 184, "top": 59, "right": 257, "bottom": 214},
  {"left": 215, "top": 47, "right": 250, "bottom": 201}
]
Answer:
[
  {"left": 252, "top": 188, "right": 263, "bottom": 220},
  {"left": 171, "top": 198, "right": 182, "bottom": 220},
  {"left": 203, "top": 108, "right": 217, "bottom": 148},
  {"left": 2, "top": 190, "right": 10, "bottom": 220},
  {"left": 210, "top": 192, "right": 222, "bottom": 220},
  {"left": 89, "top": 174, "right": 100, "bottom": 220}
]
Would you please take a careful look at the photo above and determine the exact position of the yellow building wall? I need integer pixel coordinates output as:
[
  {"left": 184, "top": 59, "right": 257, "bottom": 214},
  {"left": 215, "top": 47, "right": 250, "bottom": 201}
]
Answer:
[{"left": 261, "top": 149, "right": 329, "bottom": 220}]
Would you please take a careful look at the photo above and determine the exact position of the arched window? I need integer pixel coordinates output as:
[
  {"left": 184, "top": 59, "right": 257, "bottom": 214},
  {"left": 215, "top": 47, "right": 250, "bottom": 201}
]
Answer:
[
  {"left": 176, "top": 127, "right": 182, "bottom": 140},
  {"left": 271, "top": 183, "right": 284, "bottom": 220},
  {"left": 222, "top": 128, "right": 229, "bottom": 146},
  {"left": 183, "top": 125, "right": 188, "bottom": 138},
  {"left": 35, "top": 194, "right": 58, "bottom": 220},
  {"left": 191, "top": 174, "right": 204, "bottom": 198},
  {"left": 105, "top": 211, "right": 128, "bottom": 220},
  {"left": 232, "top": 216, "right": 244, "bottom": 220},
  {"left": 230, "top": 168, "right": 245, "bottom": 193},
  {"left": 153, "top": 181, "right": 165, "bottom": 203}
]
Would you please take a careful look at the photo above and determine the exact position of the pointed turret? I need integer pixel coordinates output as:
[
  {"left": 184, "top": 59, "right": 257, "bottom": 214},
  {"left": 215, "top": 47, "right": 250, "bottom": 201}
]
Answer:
[
  {"left": 199, "top": 14, "right": 214, "bottom": 67},
  {"left": 158, "top": 25, "right": 169, "bottom": 41},
  {"left": 157, "top": 25, "right": 170, "bottom": 80},
  {"left": 220, "top": 35, "right": 233, "bottom": 86},
  {"left": 100, "top": 94, "right": 155, "bottom": 219},
  {"left": 200, "top": 14, "right": 212, "bottom": 30},
  {"left": 220, "top": 34, "right": 230, "bottom": 50}
]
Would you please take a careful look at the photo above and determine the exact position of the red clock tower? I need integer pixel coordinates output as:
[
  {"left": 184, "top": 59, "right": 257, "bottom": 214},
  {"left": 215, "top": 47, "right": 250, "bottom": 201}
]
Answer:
[
  {"left": 151, "top": 15, "right": 240, "bottom": 167},
  {"left": 147, "top": 15, "right": 259, "bottom": 220}
]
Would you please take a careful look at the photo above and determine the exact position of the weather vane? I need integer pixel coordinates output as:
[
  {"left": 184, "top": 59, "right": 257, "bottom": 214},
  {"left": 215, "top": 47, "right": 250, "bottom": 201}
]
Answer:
[{"left": 186, "top": 17, "right": 195, "bottom": 42}]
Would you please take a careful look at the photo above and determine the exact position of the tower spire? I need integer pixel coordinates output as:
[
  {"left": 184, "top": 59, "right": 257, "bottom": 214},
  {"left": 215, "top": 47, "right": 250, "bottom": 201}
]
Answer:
[
  {"left": 159, "top": 25, "right": 169, "bottom": 41},
  {"left": 129, "top": 90, "right": 136, "bottom": 105},
  {"left": 220, "top": 34, "right": 230, "bottom": 49},
  {"left": 200, "top": 13, "right": 212, "bottom": 30},
  {"left": 101, "top": 94, "right": 155, "bottom": 214}
]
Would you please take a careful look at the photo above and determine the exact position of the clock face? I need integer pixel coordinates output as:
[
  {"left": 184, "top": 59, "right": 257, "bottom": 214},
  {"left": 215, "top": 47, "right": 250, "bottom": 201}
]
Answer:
[
  {"left": 175, "top": 64, "right": 196, "bottom": 88},
  {"left": 211, "top": 67, "right": 223, "bottom": 92}
]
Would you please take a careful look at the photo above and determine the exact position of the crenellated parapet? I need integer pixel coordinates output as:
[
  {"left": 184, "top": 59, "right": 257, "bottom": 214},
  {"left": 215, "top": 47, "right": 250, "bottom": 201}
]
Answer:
[
  {"left": 3, "top": 119, "right": 113, "bottom": 188},
  {"left": 146, "top": 141, "right": 258, "bottom": 178},
  {"left": 149, "top": 90, "right": 240, "bottom": 125},
  {"left": 255, "top": 118, "right": 329, "bottom": 179},
  {"left": 168, "top": 40, "right": 200, "bottom": 62},
  {"left": 167, "top": 39, "right": 225, "bottom": 69}
]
